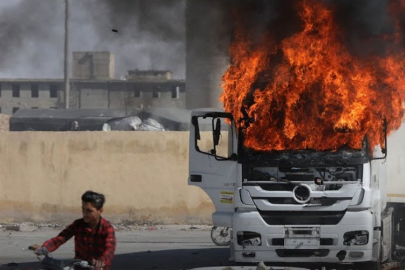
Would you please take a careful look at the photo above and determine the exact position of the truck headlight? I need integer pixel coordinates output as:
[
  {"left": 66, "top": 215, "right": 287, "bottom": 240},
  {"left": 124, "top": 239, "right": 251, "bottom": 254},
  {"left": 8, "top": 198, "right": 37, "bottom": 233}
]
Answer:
[{"left": 343, "top": 231, "right": 369, "bottom": 245}]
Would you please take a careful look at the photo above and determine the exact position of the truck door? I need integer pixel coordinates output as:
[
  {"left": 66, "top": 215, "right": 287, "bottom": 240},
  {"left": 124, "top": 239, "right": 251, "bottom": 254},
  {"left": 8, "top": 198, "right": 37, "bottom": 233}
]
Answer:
[{"left": 188, "top": 111, "right": 238, "bottom": 227}]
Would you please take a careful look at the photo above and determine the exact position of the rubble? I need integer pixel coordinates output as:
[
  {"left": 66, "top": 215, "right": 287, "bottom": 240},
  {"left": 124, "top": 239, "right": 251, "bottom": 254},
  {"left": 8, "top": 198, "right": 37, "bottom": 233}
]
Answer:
[
  {"left": 1, "top": 222, "right": 64, "bottom": 232},
  {"left": 19, "top": 222, "right": 38, "bottom": 232},
  {"left": 36, "top": 223, "right": 64, "bottom": 228},
  {"left": 0, "top": 222, "right": 211, "bottom": 233},
  {"left": 4, "top": 225, "right": 19, "bottom": 231},
  {"left": 103, "top": 116, "right": 165, "bottom": 131},
  {"left": 2, "top": 223, "right": 38, "bottom": 232}
]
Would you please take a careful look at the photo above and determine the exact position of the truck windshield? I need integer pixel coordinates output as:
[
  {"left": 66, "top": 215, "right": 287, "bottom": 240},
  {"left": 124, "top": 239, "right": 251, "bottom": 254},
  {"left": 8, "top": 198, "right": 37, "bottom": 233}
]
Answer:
[
  {"left": 244, "top": 165, "right": 361, "bottom": 185},
  {"left": 239, "top": 142, "right": 370, "bottom": 167}
]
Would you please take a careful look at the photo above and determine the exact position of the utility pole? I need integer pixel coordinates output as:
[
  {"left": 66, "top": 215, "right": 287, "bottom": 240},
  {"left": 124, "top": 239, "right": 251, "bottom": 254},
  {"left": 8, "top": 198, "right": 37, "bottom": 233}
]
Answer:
[{"left": 64, "top": 0, "right": 70, "bottom": 109}]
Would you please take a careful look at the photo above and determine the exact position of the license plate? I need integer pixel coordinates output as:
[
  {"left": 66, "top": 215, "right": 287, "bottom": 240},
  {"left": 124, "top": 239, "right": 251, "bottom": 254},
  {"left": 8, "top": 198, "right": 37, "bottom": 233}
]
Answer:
[{"left": 284, "top": 238, "right": 320, "bottom": 248}]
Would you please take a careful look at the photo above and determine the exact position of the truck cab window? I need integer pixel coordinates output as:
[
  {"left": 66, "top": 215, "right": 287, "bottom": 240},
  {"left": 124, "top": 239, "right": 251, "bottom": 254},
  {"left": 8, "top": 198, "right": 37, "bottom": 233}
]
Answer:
[{"left": 194, "top": 116, "right": 232, "bottom": 160}]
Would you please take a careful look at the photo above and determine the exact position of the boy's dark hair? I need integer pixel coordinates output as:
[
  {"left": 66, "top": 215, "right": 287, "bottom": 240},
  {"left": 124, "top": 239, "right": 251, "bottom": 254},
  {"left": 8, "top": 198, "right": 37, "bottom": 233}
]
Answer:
[{"left": 81, "top": 191, "right": 105, "bottom": 210}]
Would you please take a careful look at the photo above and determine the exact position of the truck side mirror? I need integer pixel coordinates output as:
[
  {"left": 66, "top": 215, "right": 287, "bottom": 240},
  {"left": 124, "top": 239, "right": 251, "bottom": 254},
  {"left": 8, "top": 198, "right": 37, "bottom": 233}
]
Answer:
[
  {"left": 213, "top": 118, "right": 221, "bottom": 146},
  {"left": 192, "top": 116, "right": 201, "bottom": 141}
]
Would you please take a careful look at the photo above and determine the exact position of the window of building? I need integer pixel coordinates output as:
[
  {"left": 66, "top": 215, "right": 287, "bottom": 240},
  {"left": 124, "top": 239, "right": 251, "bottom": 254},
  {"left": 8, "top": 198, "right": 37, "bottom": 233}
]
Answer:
[
  {"left": 0, "top": 84, "right": 2, "bottom": 97},
  {"left": 153, "top": 91, "right": 160, "bottom": 98},
  {"left": 134, "top": 89, "right": 142, "bottom": 98},
  {"left": 0, "top": 107, "right": 2, "bottom": 113},
  {"left": 50, "top": 85, "right": 58, "bottom": 98},
  {"left": 31, "top": 84, "right": 39, "bottom": 98},
  {"left": 12, "top": 107, "right": 19, "bottom": 114},
  {"left": 12, "top": 84, "right": 20, "bottom": 97},
  {"left": 50, "top": 107, "right": 58, "bottom": 109},
  {"left": 172, "top": 86, "right": 180, "bottom": 99}
]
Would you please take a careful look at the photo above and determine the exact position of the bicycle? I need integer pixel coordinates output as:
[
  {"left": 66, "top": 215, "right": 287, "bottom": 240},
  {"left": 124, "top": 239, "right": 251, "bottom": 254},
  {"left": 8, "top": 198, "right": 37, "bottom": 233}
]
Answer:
[
  {"left": 210, "top": 226, "right": 231, "bottom": 246},
  {"left": 28, "top": 246, "right": 95, "bottom": 270}
]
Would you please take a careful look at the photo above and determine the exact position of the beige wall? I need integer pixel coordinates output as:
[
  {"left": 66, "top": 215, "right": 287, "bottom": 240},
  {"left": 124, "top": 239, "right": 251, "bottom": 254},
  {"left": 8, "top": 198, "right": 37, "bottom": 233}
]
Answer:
[{"left": 0, "top": 132, "right": 214, "bottom": 225}]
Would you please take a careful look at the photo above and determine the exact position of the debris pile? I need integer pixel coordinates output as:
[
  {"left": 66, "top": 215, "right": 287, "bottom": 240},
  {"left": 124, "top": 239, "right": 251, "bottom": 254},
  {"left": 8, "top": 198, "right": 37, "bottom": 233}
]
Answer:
[{"left": 102, "top": 116, "right": 165, "bottom": 131}]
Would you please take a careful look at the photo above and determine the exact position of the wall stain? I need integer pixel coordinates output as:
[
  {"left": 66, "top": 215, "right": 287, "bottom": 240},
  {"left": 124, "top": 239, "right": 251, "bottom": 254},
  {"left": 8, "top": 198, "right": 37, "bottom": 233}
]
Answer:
[
  {"left": 126, "top": 140, "right": 153, "bottom": 154},
  {"left": 68, "top": 139, "right": 97, "bottom": 154},
  {"left": 19, "top": 141, "right": 28, "bottom": 156},
  {"left": 104, "top": 140, "right": 124, "bottom": 154}
]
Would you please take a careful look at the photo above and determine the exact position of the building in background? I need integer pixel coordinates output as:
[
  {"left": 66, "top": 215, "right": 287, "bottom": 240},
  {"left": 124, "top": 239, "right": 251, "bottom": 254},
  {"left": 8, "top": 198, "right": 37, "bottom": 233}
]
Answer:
[
  {"left": 72, "top": 51, "right": 115, "bottom": 80},
  {"left": 0, "top": 51, "right": 185, "bottom": 115}
]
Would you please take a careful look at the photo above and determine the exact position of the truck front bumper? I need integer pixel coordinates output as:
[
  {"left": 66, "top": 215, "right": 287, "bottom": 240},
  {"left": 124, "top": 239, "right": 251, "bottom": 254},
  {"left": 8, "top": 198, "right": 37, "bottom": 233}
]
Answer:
[{"left": 232, "top": 210, "right": 375, "bottom": 264}]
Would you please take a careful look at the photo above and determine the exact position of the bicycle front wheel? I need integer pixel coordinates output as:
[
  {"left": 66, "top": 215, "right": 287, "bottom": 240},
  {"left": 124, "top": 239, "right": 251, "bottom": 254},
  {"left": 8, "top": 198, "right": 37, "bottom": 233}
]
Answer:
[{"left": 210, "top": 226, "right": 231, "bottom": 246}]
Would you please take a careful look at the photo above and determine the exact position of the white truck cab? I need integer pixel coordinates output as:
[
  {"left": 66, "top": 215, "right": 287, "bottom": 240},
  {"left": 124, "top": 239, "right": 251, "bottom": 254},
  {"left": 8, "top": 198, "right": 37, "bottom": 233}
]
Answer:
[{"left": 189, "top": 109, "right": 401, "bottom": 270}]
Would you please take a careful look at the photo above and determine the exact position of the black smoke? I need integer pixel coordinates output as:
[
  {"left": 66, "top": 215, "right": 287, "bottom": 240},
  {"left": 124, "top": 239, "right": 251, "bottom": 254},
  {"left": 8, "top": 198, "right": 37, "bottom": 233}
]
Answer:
[
  {"left": 0, "top": 0, "right": 185, "bottom": 79},
  {"left": 327, "top": 0, "right": 401, "bottom": 57},
  {"left": 229, "top": 0, "right": 405, "bottom": 57}
]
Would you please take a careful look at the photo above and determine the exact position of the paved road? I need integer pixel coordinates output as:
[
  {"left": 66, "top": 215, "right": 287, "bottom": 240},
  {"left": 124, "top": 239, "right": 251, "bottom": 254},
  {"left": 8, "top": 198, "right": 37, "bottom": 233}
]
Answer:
[{"left": 0, "top": 225, "right": 232, "bottom": 270}]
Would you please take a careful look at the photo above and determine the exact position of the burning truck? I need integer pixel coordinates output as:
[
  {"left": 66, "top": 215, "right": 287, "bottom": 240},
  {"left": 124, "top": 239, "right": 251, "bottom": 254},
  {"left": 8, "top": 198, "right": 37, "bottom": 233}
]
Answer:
[
  {"left": 189, "top": 110, "right": 396, "bottom": 269},
  {"left": 189, "top": 0, "right": 405, "bottom": 269}
]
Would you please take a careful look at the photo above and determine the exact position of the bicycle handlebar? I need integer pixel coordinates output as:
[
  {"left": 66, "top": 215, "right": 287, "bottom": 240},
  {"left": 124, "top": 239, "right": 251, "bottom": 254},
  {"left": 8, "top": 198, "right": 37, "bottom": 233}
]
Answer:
[{"left": 28, "top": 246, "right": 95, "bottom": 269}]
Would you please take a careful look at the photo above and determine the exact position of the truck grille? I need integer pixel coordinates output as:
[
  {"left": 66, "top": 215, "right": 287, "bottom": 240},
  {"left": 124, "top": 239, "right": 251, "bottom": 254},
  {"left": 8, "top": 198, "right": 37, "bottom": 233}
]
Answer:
[
  {"left": 259, "top": 210, "right": 346, "bottom": 225},
  {"left": 267, "top": 198, "right": 338, "bottom": 206},
  {"left": 275, "top": 249, "right": 330, "bottom": 257}
]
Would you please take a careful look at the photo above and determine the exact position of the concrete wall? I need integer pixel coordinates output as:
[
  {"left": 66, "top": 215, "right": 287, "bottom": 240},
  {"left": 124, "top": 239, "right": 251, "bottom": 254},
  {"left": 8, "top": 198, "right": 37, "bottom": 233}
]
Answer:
[
  {"left": 97, "top": 89, "right": 186, "bottom": 110},
  {"left": 81, "top": 89, "right": 109, "bottom": 108},
  {"left": 0, "top": 132, "right": 214, "bottom": 225}
]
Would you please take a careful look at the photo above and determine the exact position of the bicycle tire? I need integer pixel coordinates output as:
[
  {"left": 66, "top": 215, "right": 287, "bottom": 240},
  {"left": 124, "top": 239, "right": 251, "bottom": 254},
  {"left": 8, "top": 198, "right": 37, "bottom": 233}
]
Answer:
[{"left": 210, "top": 226, "right": 231, "bottom": 246}]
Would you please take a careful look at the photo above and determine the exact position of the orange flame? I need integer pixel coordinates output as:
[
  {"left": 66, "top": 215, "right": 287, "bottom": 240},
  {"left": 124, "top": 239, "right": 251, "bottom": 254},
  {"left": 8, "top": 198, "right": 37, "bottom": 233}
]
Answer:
[{"left": 221, "top": 0, "right": 405, "bottom": 152}]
